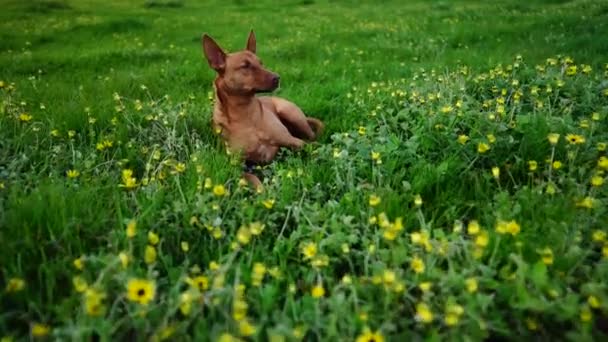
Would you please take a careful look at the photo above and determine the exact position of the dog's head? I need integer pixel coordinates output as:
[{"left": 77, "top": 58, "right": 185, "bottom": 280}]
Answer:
[{"left": 202, "top": 31, "right": 280, "bottom": 95}]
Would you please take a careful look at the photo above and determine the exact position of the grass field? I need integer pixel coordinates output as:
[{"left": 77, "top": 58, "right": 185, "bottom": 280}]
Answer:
[{"left": 1, "top": 0, "right": 608, "bottom": 340}]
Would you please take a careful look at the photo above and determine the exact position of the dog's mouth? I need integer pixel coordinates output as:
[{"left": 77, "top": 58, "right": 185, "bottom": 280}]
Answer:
[{"left": 255, "top": 74, "right": 280, "bottom": 93}]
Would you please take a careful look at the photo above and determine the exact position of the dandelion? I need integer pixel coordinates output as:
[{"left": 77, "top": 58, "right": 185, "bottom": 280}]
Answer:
[
  {"left": 565, "top": 134, "right": 585, "bottom": 145},
  {"left": 547, "top": 133, "right": 560, "bottom": 145},
  {"left": 5, "top": 278, "right": 25, "bottom": 293},
  {"left": 31, "top": 323, "right": 50, "bottom": 338},
  {"left": 368, "top": 194, "right": 381, "bottom": 207},
  {"left": 457, "top": 134, "right": 470, "bottom": 145},
  {"left": 477, "top": 142, "right": 490, "bottom": 154},
  {"left": 311, "top": 283, "right": 325, "bottom": 298},
  {"left": 66, "top": 169, "right": 80, "bottom": 179},
  {"left": 145, "top": 245, "right": 157, "bottom": 264},
  {"left": 213, "top": 184, "right": 226, "bottom": 196},
  {"left": 126, "top": 278, "right": 156, "bottom": 305},
  {"left": 411, "top": 256, "right": 425, "bottom": 274},
  {"left": 465, "top": 277, "right": 478, "bottom": 293},
  {"left": 261, "top": 199, "right": 275, "bottom": 209},
  {"left": 355, "top": 329, "right": 385, "bottom": 342},
  {"left": 415, "top": 302, "right": 433, "bottom": 323},
  {"left": 148, "top": 231, "right": 160, "bottom": 245},
  {"left": 126, "top": 219, "right": 137, "bottom": 238}
]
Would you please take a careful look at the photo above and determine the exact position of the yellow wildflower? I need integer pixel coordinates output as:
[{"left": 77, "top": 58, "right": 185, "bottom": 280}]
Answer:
[
  {"left": 457, "top": 134, "right": 470, "bottom": 145},
  {"left": 145, "top": 245, "right": 157, "bottom": 264},
  {"left": 491, "top": 166, "right": 500, "bottom": 179},
  {"left": 465, "top": 277, "right": 478, "bottom": 293},
  {"left": 213, "top": 184, "right": 226, "bottom": 196},
  {"left": 565, "top": 134, "right": 585, "bottom": 145},
  {"left": 592, "top": 230, "right": 606, "bottom": 243},
  {"left": 66, "top": 169, "right": 80, "bottom": 179},
  {"left": 368, "top": 194, "right": 381, "bottom": 207},
  {"left": 467, "top": 220, "right": 481, "bottom": 235},
  {"left": 355, "top": 329, "right": 385, "bottom": 342},
  {"left": 84, "top": 288, "right": 106, "bottom": 316},
  {"left": 311, "top": 284, "right": 325, "bottom": 298},
  {"left": 411, "top": 256, "right": 425, "bottom": 274},
  {"left": 262, "top": 198, "right": 275, "bottom": 209},
  {"left": 477, "top": 142, "right": 490, "bottom": 153},
  {"left": 72, "top": 276, "right": 88, "bottom": 293},
  {"left": 415, "top": 302, "right": 433, "bottom": 323},
  {"left": 126, "top": 278, "right": 156, "bottom": 305},
  {"left": 5, "top": 278, "right": 25, "bottom": 293},
  {"left": 73, "top": 256, "right": 85, "bottom": 271},
  {"left": 576, "top": 197, "right": 595, "bottom": 209},
  {"left": 237, "top": 226, "right": 252, "bottom": 245},
  {"left": 588, "top": 295, "right": 601, "bottom": 309},
  {"left": 31, "top": 323, "right": 50, "bottom": 338},
  {"left": 547, "top": 133, "right": 560, "bottom": 145},
  {"left": 528, "top": 160, "right": 537, "bottom": 171},
  {"left": 591, "top": 175, "right": 604, "bottom": 187},
  {"left": 126, "top": 219, "right": 137, "bottom": 238},
  {"left": 539, "top": 247, "right": 554, "bottom": 265},
  {"left": 148, "top": 231, "right": 160, "bottom": 245}
]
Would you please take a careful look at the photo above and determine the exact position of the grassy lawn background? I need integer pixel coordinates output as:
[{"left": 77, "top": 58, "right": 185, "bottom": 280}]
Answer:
[{"left": 1, "top": 0, "right": 608, "bottom": 340}]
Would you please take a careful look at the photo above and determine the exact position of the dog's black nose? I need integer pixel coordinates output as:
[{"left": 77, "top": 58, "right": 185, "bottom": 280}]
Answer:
[{"left": 272, "top": 75, "right": 280, "bottom": 87}]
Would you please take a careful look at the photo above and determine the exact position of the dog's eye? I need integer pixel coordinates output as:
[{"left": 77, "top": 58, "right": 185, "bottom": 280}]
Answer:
[{"left": 241, "top": 61, "right": 251, "bottom": 69}]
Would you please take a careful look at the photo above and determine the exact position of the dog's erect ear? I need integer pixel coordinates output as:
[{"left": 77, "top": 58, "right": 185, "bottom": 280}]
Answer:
[
  {"left": 246, "top": 30, "right": 256, "bottom": 54},
  {"left": 202, "top": 34, "right": 226, "bottom": 71}
]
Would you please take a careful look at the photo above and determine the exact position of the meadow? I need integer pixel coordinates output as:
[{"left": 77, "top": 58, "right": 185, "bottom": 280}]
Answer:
[{"left": 1, "top": 0, "right": 608, "bottom": 340}]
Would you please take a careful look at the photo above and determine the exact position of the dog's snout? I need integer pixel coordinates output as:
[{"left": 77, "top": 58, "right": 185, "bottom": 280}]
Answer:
[{"left": 272, "top": 75, "right": 280, "bottom": 87}]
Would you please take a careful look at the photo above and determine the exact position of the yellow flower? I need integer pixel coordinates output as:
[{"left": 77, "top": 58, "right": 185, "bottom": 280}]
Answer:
[
  {"left": 368, "top": 194, "right": 381, "bottom": 207},
  {"left": 84, "top": 288, "right": 106, "bottom": 316},
  {"left": 358, "top": 126, "right": 366, "bottom": 135},
  {"left": 588, "top": 295, "right": 601, "bottom": 309},
  {"left": 31, "top": 323, "right": 50, "bottom": 338},
  {"left": 475, "top": 230, "right": 490, "bottom": 248},
  {"left": 18, "top": 113, "right": 33, "bottom": 122},
  {"left": 467, "top": 220, "right": 480, "bottom": 235},
  {"left": 444, "top": 303, "right": 464, "bottom": 326},
  {"left": 145, "top": 245, "right": 157, "bottom": 264},
  {"left": 239, "top": 320, "right": 256, "bottom": 337},
  {"left": 5, "top": 278, "right": 25, "bottom": 293},
  {"left": 187, "top": 275, "right": 209, "bottom": 292},
  {"left": 262, "top": 198, "right": 275, "bottom": 209},
  {"left": 580, "top": 306, "right": 592, "bottom": 323},
  {"left": 72, "top": 276, "right": 88, "bottom": 292},
  {"left": 411, "top": 256, "right": 425, "bottom": 274},
  {"left": 126, "top": 278, "right": 156, "bottom": 305},
  {"left": 173, "top": 163, "right": 186, "bottom": 173},
  {"left": 603, "top": 244, "right": 608, "bottom": 258},
  {"left": 491, "top": 166, "right": 500, "bottom": 179},
  {"left": 547, "top": 133, "right": 560, "bottom": 145},
  {"left": 528, "top": 160, "right": 537, "bottom": 171},
  {"left": 252, "top": 263, "right": 267, "bottom": 287},
  {"left": 119, "top": 252, "right": 130, "bottom": 268},
  {"left": 73, "top": 256, "right": 85, "bottom": 271},
  {"left": 148, "top": 231, "right": 160, "bottom": 245},
  {"left": 217, "top": 333, "right": 240, "bottom": 342},
  {"left": 209, "top": 261, "right": 220, "bottom": 271},
  {"left": 552, "top": 161, "right": 562, "bottom": 170},
  {"left": 204, "top": 178, "right": 213, "bottom": 189},
  {"left": 126, "top": 219, "right": 137, "bottom": 238},
  {"left": 598, "top": 156, "right": 608, "bottom": 170},
  {"left": 582, "top": 65, "right": 592, "bottom": 74},
  {"left": 419, "top": 282, "right": 432, "bottom": 292},
  {"left": 311, "top": 284, "right": 325, "bottom": 298},
  {"left": 66, "top": 169, "right": 80, "bottom": 179},
  {"left": 342, "top": 275, "right": 352, "bottom": 285},
  {"left": 237, "top": 226, "right": 252, "bottom": 245},
  {"left": 415, "top": 302, "right": 433, "bottom": 323},
  {"left": 179, "top": 292, "right": 193, "bottom": 316},
  {"left": 495, "top": 220, "right": 520, "bottom": 236},
  {"left": 565, "top": 134, "right": 585, "bottom": 145},
  {"left": 414, "top": 194, "right": 423, "bottom": 207},
  {"left": 213, "top": 184, "right": 226, "bottom": 196},
  {"left": 566, "top": 65, "right": 577, "bottom": 76},
  {"left": 539, "top": 247, "right": 554, "bottom": 265},
  {"left": 591, "top": 175, "right": 604, "bottom": 187},
  {"left": 592, "top": 230, "right": 606, "bottom": 243},
  {"left": 457, "top": 134, "right": 470, "bottom": 145},
  {"left": 487, "top": 134, "right": 496, "bottom": 144},
  {"left": 120, "top": 169, "right": 138, "bottom": 189},
  {"left": 477, "top": 142, "right": 490, "bottom": 154},
  {"left": 465, "top": 277, "right": 478, "bottom": 293},
  {"left": 598, "top": 143, "right": 607, "bottom": 152},
  {"left": 355, "top": 329, "right": 385, "bottom": 342},
  {"left": 576, "top": 197, "right": 595, "bottom": 209},
  {"left": 526, "top": 317, "right": 539, "bottom": 331},
  {"left": 181, "top": 241, "right": 189, "bottom": 252}
]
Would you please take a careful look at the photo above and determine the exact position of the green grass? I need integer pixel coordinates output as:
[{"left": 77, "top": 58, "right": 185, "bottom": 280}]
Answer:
[{"left": 1, "top": 0, "right": 608, "bottom": 340}]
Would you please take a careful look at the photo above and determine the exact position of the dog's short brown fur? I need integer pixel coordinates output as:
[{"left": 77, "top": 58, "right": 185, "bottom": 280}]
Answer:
[{"left": 202, "top": 31, "right": 323, "bottom": 188}]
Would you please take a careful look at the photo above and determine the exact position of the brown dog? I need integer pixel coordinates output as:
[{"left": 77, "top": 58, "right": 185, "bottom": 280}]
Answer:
[{"left": 201, "top": 31, "right": 323, "bottom": 189}]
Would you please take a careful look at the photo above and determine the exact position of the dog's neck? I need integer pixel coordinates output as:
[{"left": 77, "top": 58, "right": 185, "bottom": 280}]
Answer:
[{"left": 214, "top": 77, "right": 260, "bottom": 122}]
